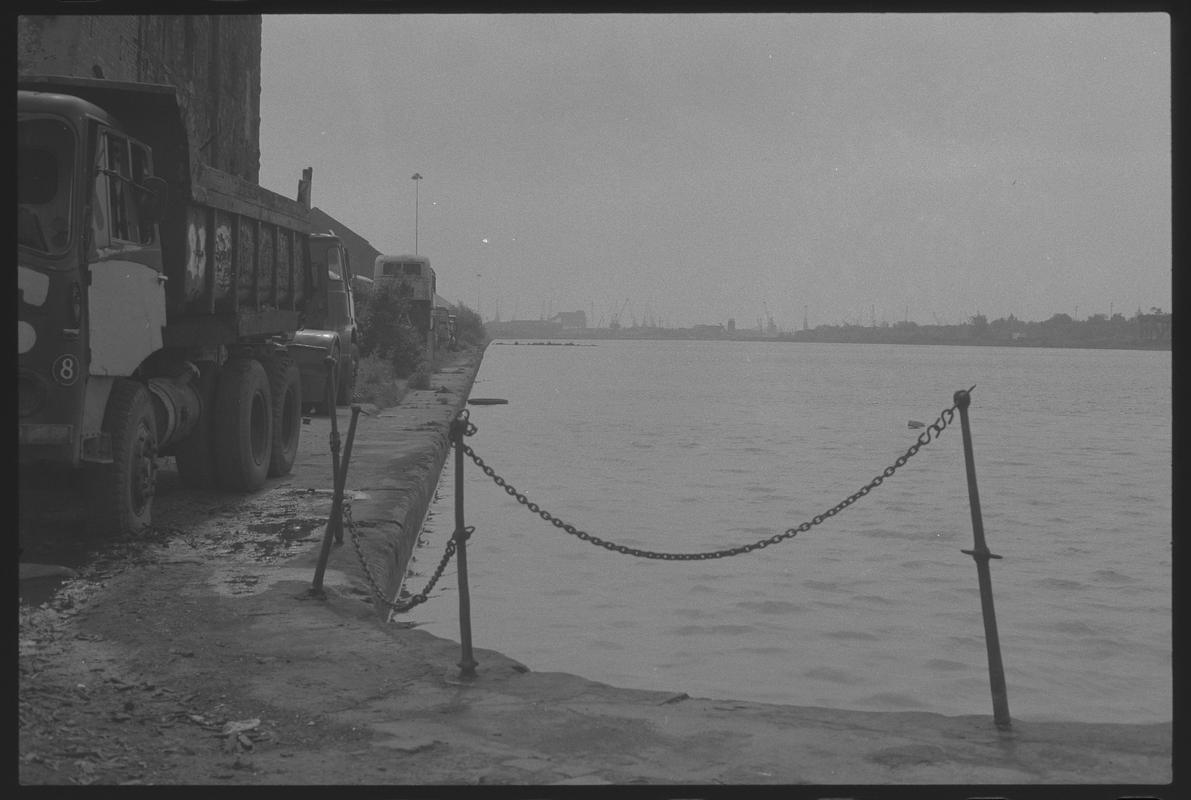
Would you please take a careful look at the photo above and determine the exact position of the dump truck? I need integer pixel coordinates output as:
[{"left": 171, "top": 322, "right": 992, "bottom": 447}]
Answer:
[
  {"left": 18, "top": 74, "right": 320, "bottom": 534},
  {"left": 290, "top": 229, "right": 361, "bottom": 412}
]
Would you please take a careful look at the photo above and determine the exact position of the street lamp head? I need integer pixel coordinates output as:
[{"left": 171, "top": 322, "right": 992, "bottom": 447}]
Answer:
[{"left": 411, "top": 173, "right": 423, "bottom": 181}]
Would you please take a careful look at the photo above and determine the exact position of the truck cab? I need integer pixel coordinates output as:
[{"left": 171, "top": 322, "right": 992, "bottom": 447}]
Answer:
[
  {"left": 290, "top": 232, "right": 360, "bottom": 411},
  {"left": 19, "top": 83, "right": 168, "bottom": 469},
  {"left": 19, "top": 75, "right": 315, "bottom": 536}
]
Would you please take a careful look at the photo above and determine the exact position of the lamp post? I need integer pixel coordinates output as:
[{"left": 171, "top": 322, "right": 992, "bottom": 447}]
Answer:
[{"left": 411, "top": 172, "right": 423, "bottom": 255}]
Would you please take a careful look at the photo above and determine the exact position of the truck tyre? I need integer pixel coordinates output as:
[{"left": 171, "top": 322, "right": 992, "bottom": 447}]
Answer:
[
  {"left": 88, "top": 379, "right": 157, "bottom": 534},
  {"left": 173, "top": 361, "right": 220, "bottom": 489},
  {"left": 214, "top": 357, "right": 273, "bottom": 491},
  {"left": 267, "top": 354, "right": 302, "bottom": 477},
  {"left": 337, "top": 343, "right": 359, "bottom": 405}
]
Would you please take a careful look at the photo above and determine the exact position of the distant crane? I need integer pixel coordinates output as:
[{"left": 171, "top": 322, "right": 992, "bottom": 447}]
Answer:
[{"left": 609, "top": 297, "right": 629, "bottom": 330}]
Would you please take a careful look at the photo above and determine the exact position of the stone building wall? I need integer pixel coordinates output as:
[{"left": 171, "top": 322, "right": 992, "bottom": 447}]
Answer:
[{"left": 17, "top": 14, "right": 262, "bottom": 184}]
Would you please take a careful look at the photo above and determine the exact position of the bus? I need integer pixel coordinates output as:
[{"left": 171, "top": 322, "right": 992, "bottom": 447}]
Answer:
[
  {"left": 374, "top": 254, "right": 434, "bottom": 301},
  {"left": 374, "top": 253, "right": 436, "bottom": 334}
]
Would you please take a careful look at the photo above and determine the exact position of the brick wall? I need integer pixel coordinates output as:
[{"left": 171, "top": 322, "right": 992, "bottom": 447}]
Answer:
[{"left": 17, "top": 14, "right": 262, "bottom": 184}]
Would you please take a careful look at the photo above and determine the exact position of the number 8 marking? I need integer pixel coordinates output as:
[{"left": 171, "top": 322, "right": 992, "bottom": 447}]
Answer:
[{"left": 53, "top": 353, "right": 80, "bottom": 386}]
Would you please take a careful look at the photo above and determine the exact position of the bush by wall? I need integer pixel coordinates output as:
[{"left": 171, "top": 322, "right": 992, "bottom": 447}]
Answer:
[
  {"left": 357, "top": 280, "right": 426, "bottom": 378},
  {"left": 452, "top": 302, "right": 488, "bottom": 347},
  {"left": 355, "top": 353, "right": 408, "bottom": 409}
]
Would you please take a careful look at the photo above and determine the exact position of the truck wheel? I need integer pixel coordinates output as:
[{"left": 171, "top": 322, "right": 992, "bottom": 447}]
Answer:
[
  {"left": 173, "top": 361, "right": 219, "bottom": 489},
  {"left": 214, "top": 357, "right": 273, "bottom": 491},
  {"left": 88, "top": 379, "right": 157, "bottom": 534},
  {"left": 337, "top": 343, "right": 359, "bottom": 405},
  {"left": 267, "top": 354, "right": 302, "bottom": 477}
]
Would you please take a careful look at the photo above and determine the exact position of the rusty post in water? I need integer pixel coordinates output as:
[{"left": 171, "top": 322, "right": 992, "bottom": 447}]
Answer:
[
  {"left": 451, "top": 411, "right": 478, "bottom": 677},
  {"left": 954, "top": 387, "right": 1011, "bottom": 730}
]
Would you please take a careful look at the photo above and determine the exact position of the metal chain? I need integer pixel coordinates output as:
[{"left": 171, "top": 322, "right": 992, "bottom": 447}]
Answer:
[
  {"left": 345, "top": 499, "right": 463, "bottom": 612},
  {"left": 342, "top": 410, "right": 478, "bottom": 614},
  {"left": 461, "top": 393, "right": 967, "bottom": 560}
]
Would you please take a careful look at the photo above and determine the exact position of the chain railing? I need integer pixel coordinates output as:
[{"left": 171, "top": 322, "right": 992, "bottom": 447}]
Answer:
[
  {"left": 459, "top": 387, "right": 970, "bottom": 560},
  {"left": 341, "top": 388, "right": 970, "bottom": 604},
  {"left": 345, "top": 498, "right": 468, "bottom": 613},
  {"left": 330, "top": 383, "right": 1009, "bottom": 726},
  {"left": 306, "top": 354, "right": 469, "bottom": 614}
]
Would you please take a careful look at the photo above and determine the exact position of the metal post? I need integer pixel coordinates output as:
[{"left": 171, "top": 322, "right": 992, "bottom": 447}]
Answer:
[
  {"left": 325, "top": 356, "right": 344, "bottom": 543},
  {"left": 954, "top": 388, "right": 1012, "bottom": 730},
  {"left": 411, "top": 172, "right": 422, "bottom": 255},
  {"left": 451, "top": 413, "right": 478, "bottom": 677},
  {"left": 311, "top": 403, "right": 360, "bottom": 594},
  {"left": 312, "top": 357, "right": 345, "bottom": 594}
]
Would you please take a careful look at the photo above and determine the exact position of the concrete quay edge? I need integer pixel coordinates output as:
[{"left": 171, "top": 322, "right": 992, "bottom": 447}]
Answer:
[
  {"left": 292, "top": 343, "right": 1172, "bottom": 788},
  {"left": 317, "top": 346, "right": 485, "bottom": 623}
]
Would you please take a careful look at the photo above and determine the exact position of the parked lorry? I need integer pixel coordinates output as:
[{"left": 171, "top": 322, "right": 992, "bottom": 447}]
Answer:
[
  {"left": 290, "top": 228, "right": 361, "bottom": 413},
  {"left": 374, "top": 253, "right": 436, "bottom": 338},
  {"left": 18, "top": 74, "right": 320, "bottom": 534}
]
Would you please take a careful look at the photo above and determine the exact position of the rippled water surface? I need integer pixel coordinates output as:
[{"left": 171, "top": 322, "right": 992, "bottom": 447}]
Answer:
[{"left": 409, "top": 340, "right": 1171, "bottom": 724}]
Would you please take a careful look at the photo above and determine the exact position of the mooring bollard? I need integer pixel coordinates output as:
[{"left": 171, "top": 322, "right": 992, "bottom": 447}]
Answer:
[
  {"left": 954, "top": 387, "right": 1012, "bottom": 730},
  {"left": 451, "top": 410, "right": 478, "bottom": 677}
]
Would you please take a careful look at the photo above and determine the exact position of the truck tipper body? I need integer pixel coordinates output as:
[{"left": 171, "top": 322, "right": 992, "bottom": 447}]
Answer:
[{"left": 18, "top": 74, "right": 317, "bottom": 534}]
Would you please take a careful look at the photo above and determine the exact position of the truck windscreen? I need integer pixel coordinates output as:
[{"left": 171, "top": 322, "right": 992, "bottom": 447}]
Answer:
[{"left": 18, "top": 117, "right": 75, "bottom": 257}]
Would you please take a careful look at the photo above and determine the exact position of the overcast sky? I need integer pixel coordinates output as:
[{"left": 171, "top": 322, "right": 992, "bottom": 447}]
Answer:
[{"left": 258, "top": 13, "right": 1170, "bottom": 329}]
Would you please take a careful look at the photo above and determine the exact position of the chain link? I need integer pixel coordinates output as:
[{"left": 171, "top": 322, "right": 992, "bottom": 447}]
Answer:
[
  {"left": 344, "top": 412, "right": 477, "bottom": 614},
  {"left": 343, "top": 392, "right": 966, "bottom": 611},
  {"left": 461, "top": 399, "right": 963, "bottom": 560},
  {"left": 345, "top": 499, "right": 462, "bottom": 612}
]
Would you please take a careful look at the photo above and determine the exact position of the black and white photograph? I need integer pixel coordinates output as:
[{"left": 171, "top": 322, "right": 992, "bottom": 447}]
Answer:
[{"left": 18, "top": 8, "right": 1173, "bottom": 792}]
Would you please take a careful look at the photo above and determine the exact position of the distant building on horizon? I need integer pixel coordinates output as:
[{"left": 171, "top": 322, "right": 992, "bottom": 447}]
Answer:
[
  {"left": 487, "top": 318, "right": 562, "bottom": 338},
  {"left": 549, "top": 310, "right": 587, "bottom": 330},
  {"left": 691, "top": 323, "right": 726, "bottom": 339}
]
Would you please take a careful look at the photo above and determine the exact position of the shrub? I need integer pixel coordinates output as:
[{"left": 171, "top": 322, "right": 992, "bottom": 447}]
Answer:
[
  {"left": 359, "top": 280, "right": 410, "bottom": 360},
  {"left": 354, "top": 354, "right": 407, "bottom": 409},
  {"left": 451, "top": 302, "right": 488, "bottom": 347},
  {"left": 358, "top": 280, "right": 426, "bottom": 378},
  {"left": 408, "top": 362, "right": 432, "bottom": 390},
  {"left": 389, "top": 321, "right": 425, "bottom": 378}
]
